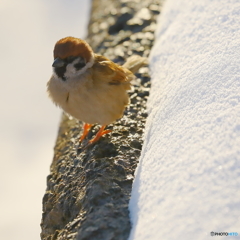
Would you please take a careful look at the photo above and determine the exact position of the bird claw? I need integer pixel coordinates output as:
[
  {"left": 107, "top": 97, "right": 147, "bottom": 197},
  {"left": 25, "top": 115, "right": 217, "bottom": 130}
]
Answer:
[
  {"left": 88, "top": 129, "right": 112, "bottom": 145},
  {"left": 79, "top": 127, "right": 112, "bottom": 151}
]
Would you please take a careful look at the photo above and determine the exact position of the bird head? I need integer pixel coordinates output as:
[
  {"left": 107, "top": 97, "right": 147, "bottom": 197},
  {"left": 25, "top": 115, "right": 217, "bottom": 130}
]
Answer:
[{"left": 52, "top": 37, "right": 94, "bottom": 81}]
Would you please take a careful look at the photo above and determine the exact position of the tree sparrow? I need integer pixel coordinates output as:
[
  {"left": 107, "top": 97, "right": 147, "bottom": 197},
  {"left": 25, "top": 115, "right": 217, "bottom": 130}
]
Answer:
[{"left": 47, "top": 37, "right": 147, "bottom": 145}]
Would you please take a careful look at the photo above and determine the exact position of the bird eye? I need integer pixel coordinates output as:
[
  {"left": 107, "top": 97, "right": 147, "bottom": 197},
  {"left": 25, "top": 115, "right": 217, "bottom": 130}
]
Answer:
[{"left": 67, "top": 56, "right": 77, "bottom": 63}]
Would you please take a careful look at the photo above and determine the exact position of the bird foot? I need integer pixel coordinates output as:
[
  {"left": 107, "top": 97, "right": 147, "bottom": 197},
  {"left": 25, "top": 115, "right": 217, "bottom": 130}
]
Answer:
[
  {"left": 79, "top": 125, "right": 111, "bottom": 150},
  {"left": 79, "top": 123, "right": 92, "bottom": 142},
  {"left": 89, "top": 129, "right": 112, "bottom": 145}
]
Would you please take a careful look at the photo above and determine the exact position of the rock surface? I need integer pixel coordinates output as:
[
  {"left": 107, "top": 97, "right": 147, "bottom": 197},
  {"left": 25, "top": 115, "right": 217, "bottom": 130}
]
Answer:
[{"left": 41, "top": 0, "right": 161, "bottom": 239}]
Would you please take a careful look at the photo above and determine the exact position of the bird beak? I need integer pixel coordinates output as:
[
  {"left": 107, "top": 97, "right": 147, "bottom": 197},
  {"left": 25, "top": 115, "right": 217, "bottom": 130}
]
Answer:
[{"left": 52, "top": 58, "right": 65, "bottom": 68}]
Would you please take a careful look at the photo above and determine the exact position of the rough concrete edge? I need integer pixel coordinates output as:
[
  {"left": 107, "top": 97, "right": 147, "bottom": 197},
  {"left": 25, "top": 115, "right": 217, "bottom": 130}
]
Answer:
[{"left": 41, "top": 0, "right": 162, "bottom": 240}]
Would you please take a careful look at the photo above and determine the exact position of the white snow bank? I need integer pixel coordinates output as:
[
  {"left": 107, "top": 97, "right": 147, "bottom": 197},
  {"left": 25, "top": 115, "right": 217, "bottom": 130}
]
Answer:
[{"left": 129, "top": 0, "right": 240, "bottom": 239}]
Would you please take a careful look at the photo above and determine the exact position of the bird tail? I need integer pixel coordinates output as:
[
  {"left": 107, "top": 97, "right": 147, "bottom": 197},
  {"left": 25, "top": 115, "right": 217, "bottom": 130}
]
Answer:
[{"left": 123, "top": 55, "right": 148, "bottom": 74}]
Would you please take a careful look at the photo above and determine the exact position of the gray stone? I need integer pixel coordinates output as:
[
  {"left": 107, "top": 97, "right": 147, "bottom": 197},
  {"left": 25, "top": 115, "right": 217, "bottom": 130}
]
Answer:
[{"left": 41, "top": 0, "right": 162, "bottom": 239}]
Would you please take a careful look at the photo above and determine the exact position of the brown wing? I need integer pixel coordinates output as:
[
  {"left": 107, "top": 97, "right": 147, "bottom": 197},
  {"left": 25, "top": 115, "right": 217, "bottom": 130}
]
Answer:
[{"left": 92, "top": 54, "right": 134, "bottom": 87}]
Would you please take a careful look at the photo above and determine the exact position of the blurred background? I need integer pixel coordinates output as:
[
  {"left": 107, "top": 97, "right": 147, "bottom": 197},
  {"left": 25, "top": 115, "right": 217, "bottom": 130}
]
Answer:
[{"left": 0, "top": 0, "right": 90, "bottom": 239}]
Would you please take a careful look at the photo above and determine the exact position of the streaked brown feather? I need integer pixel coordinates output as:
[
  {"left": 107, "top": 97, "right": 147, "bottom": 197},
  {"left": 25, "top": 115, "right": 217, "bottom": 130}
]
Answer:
[{"left": 93, "top": 54, "right": 134, "bottom": 86}]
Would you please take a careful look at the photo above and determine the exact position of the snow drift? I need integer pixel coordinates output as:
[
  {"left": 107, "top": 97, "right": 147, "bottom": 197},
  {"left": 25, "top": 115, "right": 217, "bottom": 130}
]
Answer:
[{"left": 129, "top": 0, "right": 240, "bottom": 239}]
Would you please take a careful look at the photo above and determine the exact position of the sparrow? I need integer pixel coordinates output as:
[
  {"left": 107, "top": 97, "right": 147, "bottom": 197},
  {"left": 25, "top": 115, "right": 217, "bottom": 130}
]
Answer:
[{"left": 47, "top": 36, "right": 147, "bottom": 146}]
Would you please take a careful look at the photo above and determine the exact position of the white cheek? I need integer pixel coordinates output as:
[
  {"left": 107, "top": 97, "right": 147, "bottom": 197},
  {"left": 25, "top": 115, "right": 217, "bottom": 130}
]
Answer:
[
  {"left": 64, "top": 57, "right": 94, "bottom": 79},
  {"left": 66, "top": 60, "right": 78, "bottom": 75}
]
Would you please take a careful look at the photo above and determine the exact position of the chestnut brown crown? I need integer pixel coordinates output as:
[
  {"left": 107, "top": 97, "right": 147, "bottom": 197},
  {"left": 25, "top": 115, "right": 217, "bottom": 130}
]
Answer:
[{"left": 53, "top": 37, "right": 93, "bottom": 62}]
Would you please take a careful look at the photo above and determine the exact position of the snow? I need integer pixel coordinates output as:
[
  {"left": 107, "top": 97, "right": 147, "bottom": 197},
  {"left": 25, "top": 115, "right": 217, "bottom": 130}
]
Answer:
[
  {"left": 0, "top": 0, "right": 90, "bottom": 239},
  {"left": 129, "top": 0, "right": 240, "bottom": 239}
]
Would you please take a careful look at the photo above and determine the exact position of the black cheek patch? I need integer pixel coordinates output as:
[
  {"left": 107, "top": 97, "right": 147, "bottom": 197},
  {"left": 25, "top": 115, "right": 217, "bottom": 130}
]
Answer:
[{"left": 74, "top": 62, "right": 86, "bottom": 70}]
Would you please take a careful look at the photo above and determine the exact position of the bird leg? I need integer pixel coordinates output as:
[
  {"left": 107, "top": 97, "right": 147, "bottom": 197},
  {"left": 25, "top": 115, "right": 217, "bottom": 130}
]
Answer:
[
  {"left": 89, "top": 125, "right": 111, "bottom": 144},
  {"left": 80, "top": 123, "right": 92, "bottom": 142}
]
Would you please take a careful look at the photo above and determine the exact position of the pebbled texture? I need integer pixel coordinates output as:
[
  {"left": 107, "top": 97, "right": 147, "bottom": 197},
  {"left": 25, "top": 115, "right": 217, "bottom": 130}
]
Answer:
[{"left": 41, "top": 0, "right": 162, "bottom": 239}]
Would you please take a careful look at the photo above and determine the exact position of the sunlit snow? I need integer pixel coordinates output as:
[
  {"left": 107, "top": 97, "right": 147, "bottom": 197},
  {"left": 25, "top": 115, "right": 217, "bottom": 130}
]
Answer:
[{"left": 129, "top": 0, "right": 240, "bottom": 239}]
